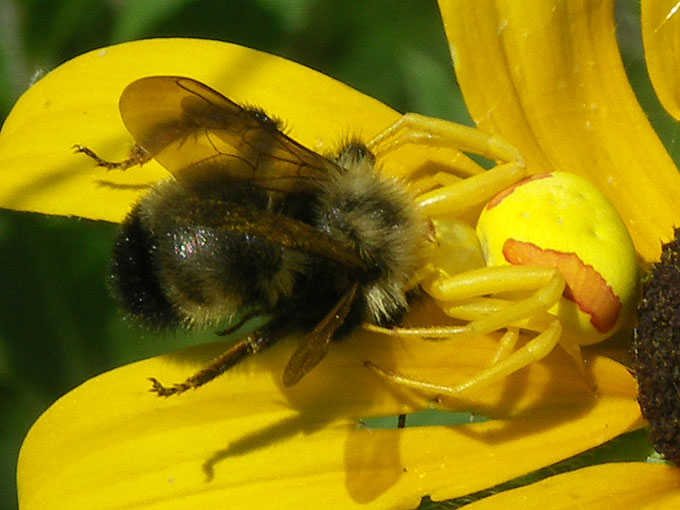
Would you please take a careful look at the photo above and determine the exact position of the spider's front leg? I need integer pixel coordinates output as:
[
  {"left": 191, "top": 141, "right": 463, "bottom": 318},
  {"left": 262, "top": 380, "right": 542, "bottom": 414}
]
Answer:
[
  {"left": 366, "top": 113, "right": 522, "bottom": 165},
  {"left": 367, "top": 113, "right": 528, "bottom": 218}
]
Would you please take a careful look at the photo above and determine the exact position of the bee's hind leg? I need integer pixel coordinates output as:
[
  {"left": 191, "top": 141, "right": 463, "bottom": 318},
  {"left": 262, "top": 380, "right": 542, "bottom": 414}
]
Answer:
[{"left": 149, "top": 328, "right": 277, "bottom": 397}]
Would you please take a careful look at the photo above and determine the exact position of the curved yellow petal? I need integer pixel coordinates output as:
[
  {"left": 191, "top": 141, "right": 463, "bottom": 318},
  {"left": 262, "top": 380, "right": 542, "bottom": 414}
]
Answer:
[
  {"left": 18, "top": 303, "right": 640, "bottom": 508},
  {"left": 461, "top": 463, "right": 680, "bottom": 509},
  {"left": 642, "top": 0, "right": 680, "bottom": 120},
  {"left": 439, "top": 0, "right": 680, "bottom": 263},
  {"left": 0, "top": 38, "right": 458, "bottom": 222}
]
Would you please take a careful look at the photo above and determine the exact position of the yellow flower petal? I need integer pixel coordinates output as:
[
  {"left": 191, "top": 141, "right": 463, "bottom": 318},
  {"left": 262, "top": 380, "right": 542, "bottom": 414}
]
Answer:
[
  {"left": 18, "top": 307, "right": 640, "bottom": 508},
  {"left": 642, "top": 0, "right": 680, "bottom": 121},
  {"left": 0, "top": 38, "right": 459, "bottom": 222},
  {"left": 461, "top": 463, "right": 680, "bottom": 509},
  {"left": 439, "top": 0, "right": 680, "bottom": 263}
]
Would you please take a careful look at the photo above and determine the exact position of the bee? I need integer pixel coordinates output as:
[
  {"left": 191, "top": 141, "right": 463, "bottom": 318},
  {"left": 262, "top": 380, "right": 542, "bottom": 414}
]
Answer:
[{"left": 75, "top": 76, "right": 423, "bottom": 396}]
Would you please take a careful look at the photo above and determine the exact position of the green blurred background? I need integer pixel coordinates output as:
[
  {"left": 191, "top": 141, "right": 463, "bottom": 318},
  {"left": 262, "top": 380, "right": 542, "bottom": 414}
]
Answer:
[{"left": 0, "top": 1, "right": 676, "bottom": 509}]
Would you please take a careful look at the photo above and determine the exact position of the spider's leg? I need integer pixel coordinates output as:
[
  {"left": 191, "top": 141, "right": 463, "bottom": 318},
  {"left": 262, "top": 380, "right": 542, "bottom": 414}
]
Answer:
[
  {"left": 416, "top": 160, "right": 527, "bottom": 217},
  {"left": 367, "top": 113, "right": 521, "bottom": 164},
  {"left": 421, "top": 266, "right": 565, "bottom": 338},
  {"left": 491, "top": 327, "right": 520, "bottom": 365},
  {"left": 367, "top": 267, "right": 563, "bottom": 342},
  {"left": 366, "top": 320, "right": 562, "bottom": 397}
]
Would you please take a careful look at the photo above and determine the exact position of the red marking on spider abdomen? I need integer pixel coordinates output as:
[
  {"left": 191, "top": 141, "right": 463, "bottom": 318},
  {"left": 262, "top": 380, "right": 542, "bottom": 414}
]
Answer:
[
  {"left": 486, "top": 173, "right": 553, "bottom": 211},
  {"left": 502, "top": 239, "right": 621, "bottom": 333}
]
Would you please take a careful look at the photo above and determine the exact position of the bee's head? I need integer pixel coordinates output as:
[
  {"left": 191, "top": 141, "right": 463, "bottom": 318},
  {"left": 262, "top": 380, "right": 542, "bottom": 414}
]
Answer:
[
  {"left": 331, "top": 141, "right": 376, "bottom": 170},
  {"left": 315, "top": 142, "right": 423, "bottom": 325}
]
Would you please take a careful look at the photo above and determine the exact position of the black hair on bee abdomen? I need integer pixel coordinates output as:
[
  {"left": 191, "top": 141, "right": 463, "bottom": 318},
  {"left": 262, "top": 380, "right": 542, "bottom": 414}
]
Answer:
[{"left": 110, "top": 207, "right": 181, "bottom": 328}]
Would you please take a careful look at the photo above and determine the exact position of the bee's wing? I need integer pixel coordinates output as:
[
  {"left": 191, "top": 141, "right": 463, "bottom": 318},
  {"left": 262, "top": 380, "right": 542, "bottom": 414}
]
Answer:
[
  {"left": 118, "top": 76, "right": 337, "bottom": 193},
  {"left": 194, "top": 201, "right": 366, "bottom": 274},
  {"left": 282, "top": 282, "right": 359, "bottom": 387}
]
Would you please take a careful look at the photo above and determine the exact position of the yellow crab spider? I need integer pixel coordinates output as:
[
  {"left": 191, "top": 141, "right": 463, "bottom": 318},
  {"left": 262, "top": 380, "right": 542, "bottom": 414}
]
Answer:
[{"left": 363, "top": 114, "right": 638, "bottom": 398}]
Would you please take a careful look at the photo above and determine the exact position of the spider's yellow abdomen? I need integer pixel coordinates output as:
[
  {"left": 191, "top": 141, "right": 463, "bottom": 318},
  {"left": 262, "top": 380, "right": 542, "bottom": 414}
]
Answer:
[{"left": 476, "top": 171, "right": 637, "bottom": 344}]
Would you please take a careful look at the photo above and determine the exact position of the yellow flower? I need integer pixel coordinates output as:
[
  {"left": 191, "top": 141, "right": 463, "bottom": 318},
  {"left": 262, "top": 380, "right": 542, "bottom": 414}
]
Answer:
[
  {"left": 437, "top": 0, "right": 680, "bottom": 507},
  {"left": 2, "top": 0, "right": 679, "bottom": 508}
]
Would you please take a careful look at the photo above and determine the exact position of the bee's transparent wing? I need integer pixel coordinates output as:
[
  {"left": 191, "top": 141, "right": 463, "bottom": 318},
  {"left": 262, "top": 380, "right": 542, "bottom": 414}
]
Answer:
[
  {"left": 184, "top": 201, "right": 366, "bottom": 274},
  {"left": 119, "top": 75, "right": 338, "bottom": 193}
]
